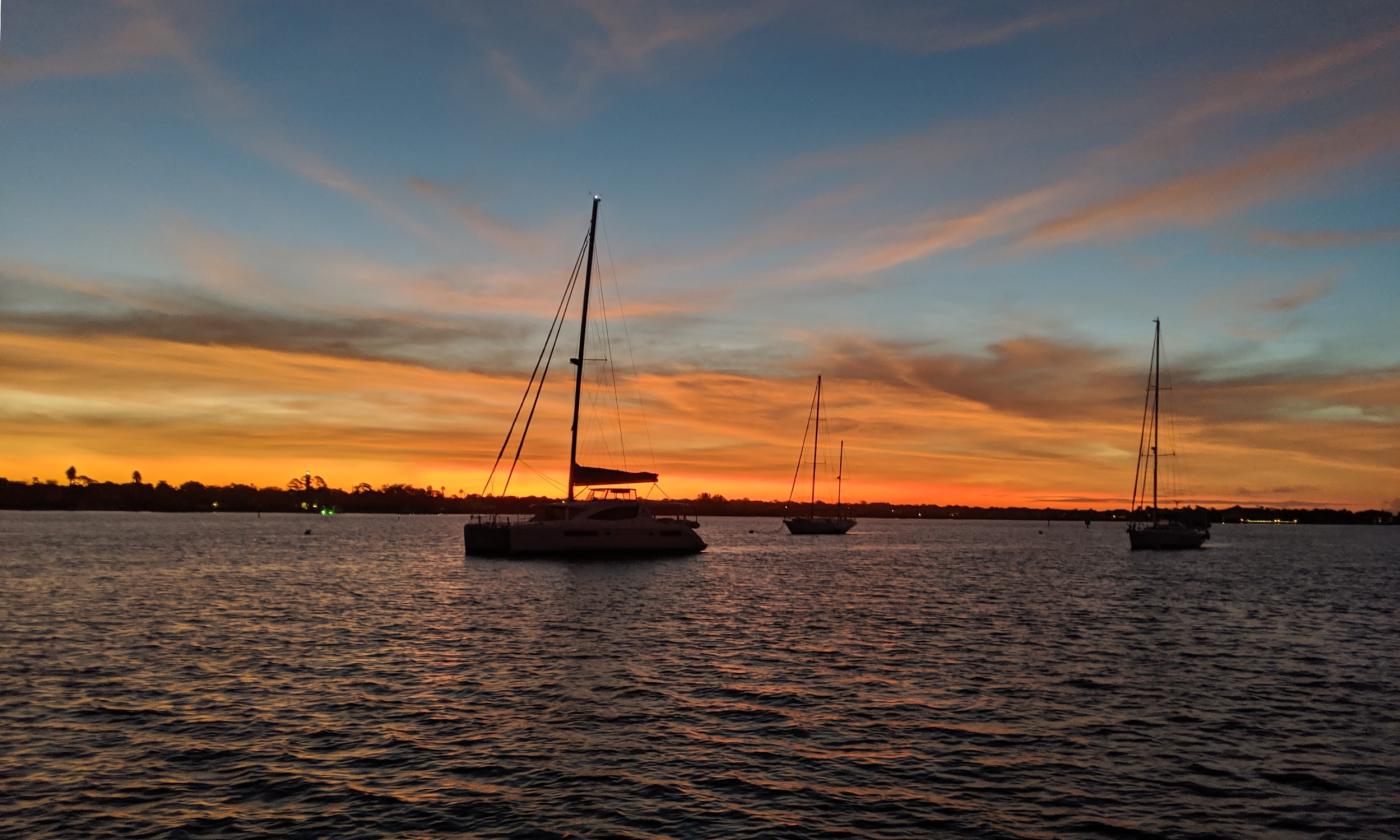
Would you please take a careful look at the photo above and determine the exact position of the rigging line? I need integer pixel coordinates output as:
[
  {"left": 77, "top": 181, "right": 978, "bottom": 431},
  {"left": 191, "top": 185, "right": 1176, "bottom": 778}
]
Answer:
[
  {"left": 483, "top": 237, "right": 588, "bottom": 495},
  {"left": 1166, "top": 366, "right": 1189, "bottom": 507},
  {"left": 1129, "top": 325, "right": 1156, "bottom": 517},
  {"left": 1162, "top": 361, "right": 1175, "bottom": 506},
  {"left": 599, "top": 216, "right": 659, "bottom": 470},
  {"left": 580, "top": 369, "right": 618, "bottom": 463},
  {"left": 593, "top": 247, "right": 630, "bottom": 469},
  {"left": 501, "top": 238, "right": 586, "bottom": 497},
  {"left": 520, "top": 461, "right": 566, "bottom": 494},
  {"left": 787, "top": 379, "right": 820, "bottom": 503}
]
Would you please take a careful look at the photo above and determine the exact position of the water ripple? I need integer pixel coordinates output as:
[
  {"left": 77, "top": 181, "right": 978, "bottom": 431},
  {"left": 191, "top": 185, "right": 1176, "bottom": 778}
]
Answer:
[{"left": 2, "top": 512, "right": 1398, "bottom": 837}]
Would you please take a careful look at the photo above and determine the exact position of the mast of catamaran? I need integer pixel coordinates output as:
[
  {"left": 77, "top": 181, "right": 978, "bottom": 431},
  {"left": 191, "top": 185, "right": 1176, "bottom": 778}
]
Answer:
[
  {"left": 1151, "top": 317, "right": 1161, "bottom": 521},
  {"left": 810, "top": 375, "right": 822, "bottom": 516},
  {"left": 567, "top": 196, "right": 601, "bottom": 504}
]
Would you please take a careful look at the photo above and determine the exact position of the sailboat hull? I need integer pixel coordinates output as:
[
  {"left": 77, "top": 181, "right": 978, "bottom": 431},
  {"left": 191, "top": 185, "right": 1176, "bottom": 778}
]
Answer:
[
  {"left": 784, "top": 517, "right": 856, "bottom": 535},
  {"left": 466, "top": 519, "right": 706, "bottom": 557},
  {"left": 1128, "top": 524, "right": 1209, "bottom": 550}
]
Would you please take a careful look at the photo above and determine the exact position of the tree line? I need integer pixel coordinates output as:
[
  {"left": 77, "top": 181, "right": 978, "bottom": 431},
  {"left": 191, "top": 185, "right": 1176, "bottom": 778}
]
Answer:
[{"left": 0, "top": 474, "right": 1395, "bottom": 523}]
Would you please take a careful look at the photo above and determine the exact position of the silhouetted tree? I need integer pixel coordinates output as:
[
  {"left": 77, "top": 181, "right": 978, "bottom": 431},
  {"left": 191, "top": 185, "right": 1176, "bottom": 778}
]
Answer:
[
  {"left": 353, "top": 482, "right": 373, "bottom": 494},
  {"left": 287, "top": 474, "right": 327, "bottom": 492},
  {"left": 132, "top": 470, "right": 142, "bottom": 485},
  {"left": 65, "top": 466, "right": 77, "bottom": 485}
]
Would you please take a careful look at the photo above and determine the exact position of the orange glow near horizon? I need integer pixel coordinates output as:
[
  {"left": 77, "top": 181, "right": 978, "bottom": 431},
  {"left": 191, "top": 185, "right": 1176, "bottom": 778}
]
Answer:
[{"left": 3, "top": 332, "right": 1394, "bottom": 509}]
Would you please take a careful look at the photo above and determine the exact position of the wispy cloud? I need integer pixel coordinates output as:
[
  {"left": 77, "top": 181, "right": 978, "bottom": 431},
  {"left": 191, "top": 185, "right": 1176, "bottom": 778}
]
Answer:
[
  {"left": 793, "top": 186, "right": 1064, "bottom": 281},
  {"left": 473, "top": 0, "right": 782, "bottom": 117},
  {"left": 754, "top": 23, "right": 1400, "bottom": 281},
  {"left": 0, "top": 0, "right": 199, "bottom": 85},
  {"left": 406, "top": 178, "right": 545, "bottom": 251},
  {"left": 473, "top": 1, "right": 1103, "bottom": 118},
  {"left": 1021, "top": 109, "right": 1400, "bottom": 247},
  {"left": 1260, "top": 275, "right": 1338, "bottom": 313},
  {"left": 812, "top": 1, "right": 1104, "bottom": 54},
  {"left": 1253, "top": 226, "right": 1400, "bottom": 248},
  {"left": 1147, "top": 22, "right": 1400, "bottom": 146},
  {"left": 2, "top": 1, "right": 515, "bottom": 252}
]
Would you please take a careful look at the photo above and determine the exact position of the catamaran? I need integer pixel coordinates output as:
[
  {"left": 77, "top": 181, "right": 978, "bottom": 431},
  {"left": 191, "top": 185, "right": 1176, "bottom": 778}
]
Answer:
[
  {"left": 464, "top": 197, "right": 706, "bottom": 557},
  {"left": 1127, "top": 318, "right": 1209, "bottom": 550},
  {"left": 784, "top": 375, "right": 856, "bottom": 535}
]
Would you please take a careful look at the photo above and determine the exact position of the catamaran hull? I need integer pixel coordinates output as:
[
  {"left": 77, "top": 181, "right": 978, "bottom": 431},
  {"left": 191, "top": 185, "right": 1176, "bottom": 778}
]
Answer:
[
  {"left": 784, "top": 517, "right": 856, "bottom": 535},
  {"left": 1128, "top": 526, "right": 1209, "bottom": 550},
  {"left": 465, "top": 521, "right": 706, "bottom": 557}
]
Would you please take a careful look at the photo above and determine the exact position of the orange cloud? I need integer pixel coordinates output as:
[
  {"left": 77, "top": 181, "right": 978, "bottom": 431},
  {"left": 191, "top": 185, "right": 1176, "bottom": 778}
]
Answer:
[{"left": 5, "top": 326, "right": 1396, "bottom": 509}]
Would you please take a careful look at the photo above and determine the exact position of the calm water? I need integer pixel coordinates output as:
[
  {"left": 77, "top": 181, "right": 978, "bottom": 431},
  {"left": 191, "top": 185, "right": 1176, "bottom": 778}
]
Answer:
[{"left": 1, "top": 512, "right": 1397, "bottom": 838}]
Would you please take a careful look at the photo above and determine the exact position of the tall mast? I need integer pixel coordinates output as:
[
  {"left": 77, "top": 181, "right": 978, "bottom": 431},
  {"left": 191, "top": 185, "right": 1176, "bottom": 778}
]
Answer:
[
  {"left": 836, "top": 439, "right": 844, "bottom": 511},
  {"left": 567, "top": 196, "right": 600, "bottom": 503},
  {"left": 1151, "top": 317, "right": 1160, "bottom": 518},
  {"left": 810, "top": 375, "right": 821, "bottom": 516}
]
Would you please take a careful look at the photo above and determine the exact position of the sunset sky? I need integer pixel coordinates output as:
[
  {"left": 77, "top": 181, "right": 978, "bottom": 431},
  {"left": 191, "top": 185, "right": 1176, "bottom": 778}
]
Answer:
[{"left": 2, "top": 1, "right": 1399, "bottom": 509}]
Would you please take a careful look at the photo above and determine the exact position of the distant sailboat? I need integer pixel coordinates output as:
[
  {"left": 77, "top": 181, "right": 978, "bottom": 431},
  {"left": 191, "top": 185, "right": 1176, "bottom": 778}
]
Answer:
[
  {"left": 464, "top": 197, "right": 706, "bottom": 557},
  {"left": 784, "top": 376, "right": 856, "bottom": 535},
  {"left": 1127, "top": 319, "right": 1209, "bottom": 550}
]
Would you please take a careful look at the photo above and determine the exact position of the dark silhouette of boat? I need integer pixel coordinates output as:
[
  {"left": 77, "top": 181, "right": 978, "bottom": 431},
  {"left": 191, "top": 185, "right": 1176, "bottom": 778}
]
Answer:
[
  {"left": 465, "top": 198, "right": 705, "bottom": 557},
  {"left": 784, "top": 376, "right": 855, "bottom": 535},
  {"left": 1127, "top": 319, "right": 1209, "bottom": 550}
]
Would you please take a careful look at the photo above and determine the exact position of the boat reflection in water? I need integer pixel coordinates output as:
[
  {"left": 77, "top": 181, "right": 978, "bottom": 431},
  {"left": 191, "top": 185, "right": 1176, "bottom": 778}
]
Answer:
[{"left": 465, "top": 197, "right": 705, "bottom": 558}]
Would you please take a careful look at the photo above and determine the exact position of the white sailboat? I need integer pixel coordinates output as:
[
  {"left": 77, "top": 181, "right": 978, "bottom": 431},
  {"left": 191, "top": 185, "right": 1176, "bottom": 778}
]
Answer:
[
  {"left": 1127, "top": 318, "right": 1209, "bottom": 550},
  {"left": 784, "top": 375, "right": 856, "bottom": 535},
  {"left": 465, "top": 198, "right": 706, "bottom": 557}
]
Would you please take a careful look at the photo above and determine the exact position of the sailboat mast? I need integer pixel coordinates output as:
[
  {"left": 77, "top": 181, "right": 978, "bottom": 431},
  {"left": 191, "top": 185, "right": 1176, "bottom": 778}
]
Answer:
[
  {"left": 567, "top": 196, "right": 601, "bottom": 503},
  {"left": 811, "top": 375, "right": 821, "bottom": 516},
  {"left": 1151, "top": 317, "right": 1160, "bottom": 518},
  {"left": 837, "top": 439, "right": 844, "bottom": 510}
]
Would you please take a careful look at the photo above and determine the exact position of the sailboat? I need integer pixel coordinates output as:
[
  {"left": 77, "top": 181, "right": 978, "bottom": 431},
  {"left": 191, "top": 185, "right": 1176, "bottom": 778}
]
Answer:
[
  {"left": 1127, "top": 318, "right": 1209, "bottom": 550},
  {"left": 464, "top": 197, "right": 706, "bottom": 557},
  {"left": 784, "top": 375, "right": 856, "bottom": 535}
]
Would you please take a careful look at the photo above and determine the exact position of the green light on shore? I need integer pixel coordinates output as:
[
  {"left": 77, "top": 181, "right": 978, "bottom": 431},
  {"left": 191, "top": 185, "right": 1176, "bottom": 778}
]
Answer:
[{"left": 320, "top": 508, "right": 335, "bottom": 516}]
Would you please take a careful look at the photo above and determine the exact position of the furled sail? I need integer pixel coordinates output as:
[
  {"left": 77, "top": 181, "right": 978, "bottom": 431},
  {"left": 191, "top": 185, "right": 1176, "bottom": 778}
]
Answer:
[{"left": 571, "top": 463, "right": 658, "bottom": 486}]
